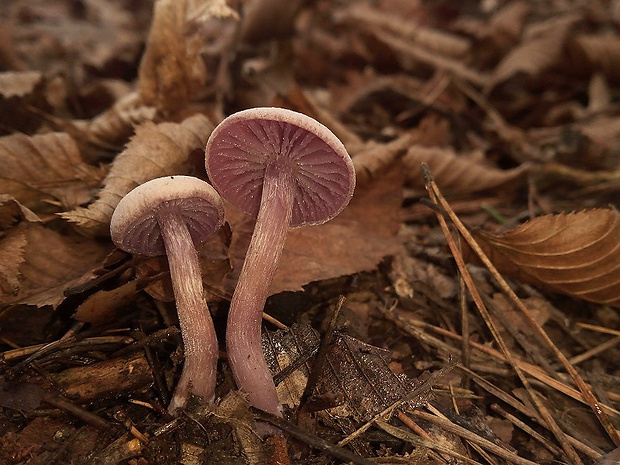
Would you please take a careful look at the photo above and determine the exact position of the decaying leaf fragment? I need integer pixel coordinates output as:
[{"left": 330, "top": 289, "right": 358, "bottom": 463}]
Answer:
[
  {"left": 0, "top": 71, "right": 43, "bottom": 98},
  {"left": 0, "top": 132, "right": 103, "bottom": 212},
  {"left": 0, "top": 230, "right": 27, "bottom": 298},
  {"left": 0, "top": 194, "right": 40, "bottom": 230},
  {"left": 61, "top": 114, "right": 214, "bottom": 236},
  {"left": 1, "top": 224, "right": 111, "bottom": 308},
  {"left": 264, "top": 323, "right": 429, "bottom": 421},
  {"left": 403, "top": 145, "right": 529, "bottom": 194},
  {"left": 138, "top": 0, "right": 236, "bottom": 116},
  {"left": 77, "top": 92, "right": 156, "bottom": 149},
  {"left": 473, "top": 209, "right": 620, "bottom": 307},
  {"left": 490, "top": 14, "right": 580, "bottom": 89}
]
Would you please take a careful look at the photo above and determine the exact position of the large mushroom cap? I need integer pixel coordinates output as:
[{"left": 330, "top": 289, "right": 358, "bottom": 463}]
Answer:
[
  {"left": 205, "top": 107, "right": 355, "bottom": 228},
  {"left": 110, "top": 176, "right": 224, "bottom": 256}
]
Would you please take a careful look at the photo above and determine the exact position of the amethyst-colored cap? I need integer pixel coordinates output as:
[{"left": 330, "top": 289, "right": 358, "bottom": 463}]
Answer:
[
  {"left": 205, "top": 107, "right": 356, "bottom": 227},
  {"left": 110, "top": 175, "right": 225, "bottom": 256}
]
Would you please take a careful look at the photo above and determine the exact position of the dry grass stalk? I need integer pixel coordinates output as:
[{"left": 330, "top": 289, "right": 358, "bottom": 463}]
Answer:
[{"left": 422, "top": 163, "right": 585, "bottom": 464}]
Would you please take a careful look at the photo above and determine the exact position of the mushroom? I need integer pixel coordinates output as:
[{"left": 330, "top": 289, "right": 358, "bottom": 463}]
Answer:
[
  {"left": 110, "top": 175, "right": 224, "bottom": 413},
  {"left": 205, "top": 107, "right": 355, "bottom": 415}
]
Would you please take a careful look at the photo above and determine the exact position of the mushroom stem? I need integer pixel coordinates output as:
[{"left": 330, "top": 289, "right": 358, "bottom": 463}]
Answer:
[
  {"left": 227, "top": 163, "right": 295, "bottom": 416},
  {"left": 158, "top": 207, "right": 218, "bottom": 412}
]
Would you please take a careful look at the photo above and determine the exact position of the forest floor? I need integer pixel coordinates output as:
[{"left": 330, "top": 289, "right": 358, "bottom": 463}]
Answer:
[{"left": 0, "top": 0, "right": 619, "bottom": 464}]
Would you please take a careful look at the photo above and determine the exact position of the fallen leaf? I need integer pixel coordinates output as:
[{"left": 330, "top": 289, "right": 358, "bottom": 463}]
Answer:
[
  {"left": 73, "top": 278, "right": 149, "bottom": 326},
  {"left": 1, "top": 224, "right": 111, "bottom": 308},
  {"left": 0, "top": 195, "right": 40, "bottom": 230},
  {"left": 404, "top": 145, "right": 529, "bottom": 194},
  {"left": 0, "top": 132, "right": 103, "bottom": 212},
  {"left": 265, "top": 323, "right": 429, "bottom": 421},
  {"left": 489, "top": 14, "right": 580, "bottom": 89},
  {"left": 78, "top": 91, "right": 156, "bottom": 149},
  {"left": 138, "top": 0, "right": 236, "bottom": 116},
  {"left": 225, "top": 160, "right": 404, "bottom": 294},
  {"left": 0, "top": 71, "right": 43, "bottom": 98},
  {"left": 472, "top": 209, "right": 620, "bottom": 307},
  {"left": 0, "top": 230, "right": 27, "bottom": 298},
  {"left": 240, "top": 0, "right": 304, "bottom": 43},
  {"left": 5, "top": 0, "right": 142, "bottom": 79},
  {"left": 352, "top": 135, "right": 414, "bottom": 186},
  {"left": 456, "top": 1, "right": 531, "bottom": 65},
  {"left": 528, "top": 116, "right": 620, "bottom": 171},
  {"left": 340, "top": 3, "right": 471, "bottom": 58},
  {"left": 569, "top": 34, "right": 620, "bottom": 82},
  {"left": 61, "top": 113, "right": 214, "bottom": 236}
]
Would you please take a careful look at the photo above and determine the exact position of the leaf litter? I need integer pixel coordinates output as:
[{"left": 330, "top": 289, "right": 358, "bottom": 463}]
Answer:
[{"left": 1, "top": 0, "right": 620, "bottom": 464}]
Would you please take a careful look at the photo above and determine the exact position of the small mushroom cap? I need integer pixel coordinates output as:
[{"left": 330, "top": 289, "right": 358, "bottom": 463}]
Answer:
[
  {"left": 110, "top": 176, "right": 224, "bottom": 256},
  {"left": 205, "top": 107, "right": 355, "bottom": 228}
]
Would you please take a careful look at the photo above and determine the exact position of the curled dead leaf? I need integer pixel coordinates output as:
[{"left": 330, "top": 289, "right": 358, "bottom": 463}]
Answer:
[
  {"left": 473, "top": 209, "right": 620, "bottom": 307},
  {"left": 138, "top": 0, "right": 236, "bottom": 116},
  {"left": 0, "top": 132, "right": 104, "bottom": 212},
  {"left": 403, "top": 145, "right": 529, "bottom": 194},
  {"left": 265, "top": 323, "right": 428, "bottom": 421},
  {"left": 61, "top": 114, "right": 214, "bottom": 236},
  {"left": 0, "top": 195, "right": 40, "bottom": 230}
]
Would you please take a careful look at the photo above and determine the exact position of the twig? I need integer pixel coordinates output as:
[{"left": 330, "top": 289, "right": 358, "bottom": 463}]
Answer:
[
  {"left": 491, "top": 403, "right": 563, "bottom": 457},
  {"left": 377, "top": 418, "right": 483, "bottom": 464},
  {"left": 400, "top": 316, "right": 620, "bottom": 417},
  {"left": 252, "top": 408, "right": 376, "bottom": 465},
  {"left": 337, "top": 357, "right": 456, "bottom": 447},
  {"left": 568, "top": 337, "right": 620, "bottom": 366},
  {"left": 422, "top": 164, "right": 586, "bottom": 465},
  {"left": 464, "top": 367, "right": 603, "bottom": 460},
  {"left": 422, "top": 164, "right": 620, "bottom": 447},
  {"left": 298, "top": 295, "right": 345, "bottom": 411},
  {"left": 409, "top": 409, "right": 539, "bottom": 465}
]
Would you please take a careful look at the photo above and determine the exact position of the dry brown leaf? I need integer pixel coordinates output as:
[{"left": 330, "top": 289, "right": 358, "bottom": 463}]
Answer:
[
  {"left": 78, "top": 92, "right": 156, "bottom": 149},
  {"left": 240, "top": 0, "right": 304, "bottom": 43},
  {"left": 61, "top": 114, "right": 214, "bottom": 236},
  {"left": 0, "top": 230, "right": 27, "bottom": 298},
  {"left": 472, "top": 209, "right": 620, "bottom": 307},
  {"left": 338, "top": 3, "right": 471, "bottom": 58},
  {"left": 265, "top": 323, "right": 428, "bottom": 421},
  {"left": 373, "top": 29, "right": 489, "bottom": 88},
  {"left": 456, "top": 1, "right": 531, "bottom": 65},
  {"left": 0, "top": 132, "right": 104, "bottom": 212},
  {"left": 528, "top": 116, "right": 620, "bottom": 171},
  {"left": 138, "top": 0, "right": 236, "bottom": 116},
  {"left": 0, "top": 71, "right": 43, "bottom": 98},
  {"left": 74, "top": 278, "right": 149, "bottom": 326},
  {"left": 225, "top": 160, "right": 404, "bottom": 295},
  {"left": 403, "top": 145, "right": 529, "bottom": 194},
  {"left": 1, "top": 224, "right": 111, "bottom": 308},
  {"left": 485, "top": 1, "right": 531, "bottom": 51},
  {"left": 569, "top": 34, "right": 620, "bottom": 82},
  {"left": 352, "top": 134, "right": 414, "bottom": 186},
  {"left": 5, "top": 0, "right": 142, "bottom": 78},
  {"left": 0, "top": 195, "right": 40, "bottom": 230},
  {"left": 489, "top": 14, "right": 580, "bottom": 89}
]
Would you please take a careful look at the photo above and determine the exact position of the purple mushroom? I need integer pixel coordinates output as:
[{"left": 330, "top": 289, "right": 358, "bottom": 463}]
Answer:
[
  {"left": 205, "top": 107, "right": 355, "bottom": 415},
  {"left": 110, "top": 175, "right": 224, "bottom": 413}
]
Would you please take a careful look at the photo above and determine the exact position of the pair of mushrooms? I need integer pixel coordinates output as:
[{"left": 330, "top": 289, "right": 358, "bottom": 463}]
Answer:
[{"left": 110, "top": 108, "right": 355, "bottom": 415}]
